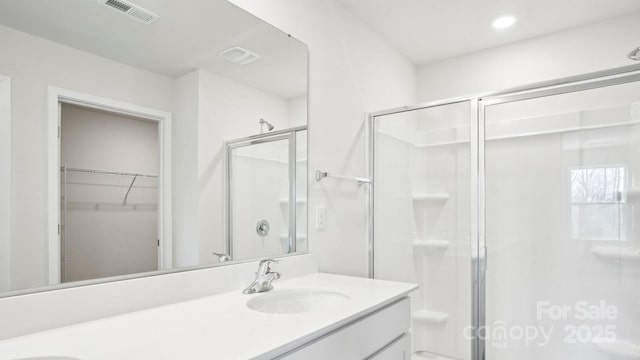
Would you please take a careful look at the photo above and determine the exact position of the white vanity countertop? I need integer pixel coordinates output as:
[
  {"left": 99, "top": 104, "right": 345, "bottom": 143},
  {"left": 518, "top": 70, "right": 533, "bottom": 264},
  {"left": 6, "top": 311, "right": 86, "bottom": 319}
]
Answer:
[{"left": 0, "top": 273, "right": 417, "bottom": 360}]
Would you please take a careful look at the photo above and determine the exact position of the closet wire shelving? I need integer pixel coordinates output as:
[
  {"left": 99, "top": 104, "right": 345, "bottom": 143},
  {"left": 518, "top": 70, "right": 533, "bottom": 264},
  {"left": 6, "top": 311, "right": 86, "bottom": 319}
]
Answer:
[
  {"left": 60, "top": 166, "right": 158, "bottom": 206},
  {"left": 59, "top": 166, "right": 159, "bottom": 282}
]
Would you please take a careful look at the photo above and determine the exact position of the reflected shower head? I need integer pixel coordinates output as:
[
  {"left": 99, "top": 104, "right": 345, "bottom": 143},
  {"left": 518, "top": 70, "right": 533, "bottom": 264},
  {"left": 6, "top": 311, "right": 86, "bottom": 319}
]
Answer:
[
  {"left": 259, "top": 118, "right": 275, "bottom": 132},
  {"left": 629, "top": 47, "right": 640, "bottom": 61}
]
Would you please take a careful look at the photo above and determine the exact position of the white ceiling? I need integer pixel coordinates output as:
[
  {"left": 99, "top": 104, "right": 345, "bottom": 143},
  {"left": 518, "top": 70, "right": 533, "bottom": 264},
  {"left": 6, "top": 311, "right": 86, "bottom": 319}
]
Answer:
[
  {"left": 337, "top": 0, "right": 640, "bottom": 65},
  {"left": 0, "top": 0, "right": 308, "bottom": 99}
]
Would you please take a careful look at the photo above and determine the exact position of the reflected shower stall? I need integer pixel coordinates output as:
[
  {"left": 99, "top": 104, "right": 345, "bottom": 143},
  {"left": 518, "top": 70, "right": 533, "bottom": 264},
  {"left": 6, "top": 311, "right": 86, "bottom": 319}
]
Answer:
[
  {"left": 369, "top": 65, "right": 640, "bottom": 360},
  {"left": 226, "top": 127, "right": 307, "bottom": 261}
]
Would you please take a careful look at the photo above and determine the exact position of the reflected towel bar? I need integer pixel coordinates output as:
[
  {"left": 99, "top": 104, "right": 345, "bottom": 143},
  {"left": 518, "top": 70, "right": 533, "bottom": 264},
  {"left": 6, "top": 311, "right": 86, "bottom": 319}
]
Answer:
[{"left": 315, "top": 170, "right": 371, "bottom": 186}]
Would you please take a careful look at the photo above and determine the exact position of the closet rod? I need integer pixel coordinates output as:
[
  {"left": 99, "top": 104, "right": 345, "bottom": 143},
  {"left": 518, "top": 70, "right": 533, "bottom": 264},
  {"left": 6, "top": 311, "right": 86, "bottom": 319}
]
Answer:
[{"left": 61, "top": 167, "right": 158, "bottom": 178}]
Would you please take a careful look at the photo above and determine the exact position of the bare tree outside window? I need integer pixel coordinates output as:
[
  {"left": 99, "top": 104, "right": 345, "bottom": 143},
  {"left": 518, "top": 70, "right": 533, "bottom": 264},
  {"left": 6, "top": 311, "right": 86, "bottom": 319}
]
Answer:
[{"left": 570, "top": 166, "right": 625, "bottom": 240}]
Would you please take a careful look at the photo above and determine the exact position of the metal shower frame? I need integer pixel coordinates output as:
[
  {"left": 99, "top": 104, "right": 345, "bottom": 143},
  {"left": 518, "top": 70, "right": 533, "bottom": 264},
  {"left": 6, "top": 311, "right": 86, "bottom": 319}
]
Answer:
[
  {"left": 225, "top": 125, "right": 308, "bottom": 260},
  {"left": 367, "top": 63, "right": 640, "bottom": 360}
]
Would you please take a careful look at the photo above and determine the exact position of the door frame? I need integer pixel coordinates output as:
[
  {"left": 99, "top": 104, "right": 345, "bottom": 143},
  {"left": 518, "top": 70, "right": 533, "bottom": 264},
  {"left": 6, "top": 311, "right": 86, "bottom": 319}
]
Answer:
[
  {"left": 47, "top": 86, "right": 173, "bottom": 285},
  {"left": 0, "top": 74, "right": 10, "bottom": 291}
]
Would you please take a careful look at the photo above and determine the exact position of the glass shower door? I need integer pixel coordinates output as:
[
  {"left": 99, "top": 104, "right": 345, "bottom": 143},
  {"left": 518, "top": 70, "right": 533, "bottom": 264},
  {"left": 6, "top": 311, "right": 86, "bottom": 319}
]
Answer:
[
  {"left": 228, "top": 135, "right": 293, "bottom": 260},
  {"left": 482, "top": 78, "right": 640, "bottom": 359},
  {"left": 373, "top": 101, "right": 473, "bottom": 360}
]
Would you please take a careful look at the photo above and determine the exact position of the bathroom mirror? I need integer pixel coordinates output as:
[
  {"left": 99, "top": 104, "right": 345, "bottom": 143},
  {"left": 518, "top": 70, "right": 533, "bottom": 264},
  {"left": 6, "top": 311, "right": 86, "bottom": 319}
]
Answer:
[{"left": 0, "top": 0, "right": 308, "bottom": 296}]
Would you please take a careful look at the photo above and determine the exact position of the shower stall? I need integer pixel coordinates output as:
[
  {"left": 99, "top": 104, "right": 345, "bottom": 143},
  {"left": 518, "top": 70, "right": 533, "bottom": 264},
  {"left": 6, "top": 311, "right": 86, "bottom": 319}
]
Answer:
[
  {"left": 369, "top": 65, "right": 640, "bottom": 360},
  {"left": 226, "top": 126, "right": 308, "bottom": 261}
]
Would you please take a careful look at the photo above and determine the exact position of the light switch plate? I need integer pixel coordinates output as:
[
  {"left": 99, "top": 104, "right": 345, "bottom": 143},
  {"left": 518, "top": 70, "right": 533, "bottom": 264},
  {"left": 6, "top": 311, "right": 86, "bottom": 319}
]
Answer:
[{"left": 315, "top": 205, "right": 326, "bottom": 231}]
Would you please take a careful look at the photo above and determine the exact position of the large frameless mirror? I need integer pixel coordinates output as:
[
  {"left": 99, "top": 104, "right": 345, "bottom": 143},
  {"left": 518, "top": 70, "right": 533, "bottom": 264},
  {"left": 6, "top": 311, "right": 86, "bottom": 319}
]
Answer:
[{"left": 0, "top": 0, "right": 308, "bottom": 296}]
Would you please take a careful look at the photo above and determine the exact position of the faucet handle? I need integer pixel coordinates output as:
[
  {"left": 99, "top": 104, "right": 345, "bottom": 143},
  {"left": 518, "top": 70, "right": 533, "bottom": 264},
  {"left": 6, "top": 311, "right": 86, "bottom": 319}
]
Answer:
[
  {"left": 257, "top": 259, "right": 279, "bottom": 274},
  {"left": 212, "top": 252, "right": 231, "bottom": 262}
]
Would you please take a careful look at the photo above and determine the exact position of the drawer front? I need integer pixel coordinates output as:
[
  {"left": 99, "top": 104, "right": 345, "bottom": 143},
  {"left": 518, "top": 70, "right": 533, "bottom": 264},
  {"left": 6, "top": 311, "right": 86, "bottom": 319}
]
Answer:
[
  {"left": 368, "top": 334, "right": 410, "bottom": 360},
  {"left": 278, "top": 297, "right": 410, "bottom": 360}
]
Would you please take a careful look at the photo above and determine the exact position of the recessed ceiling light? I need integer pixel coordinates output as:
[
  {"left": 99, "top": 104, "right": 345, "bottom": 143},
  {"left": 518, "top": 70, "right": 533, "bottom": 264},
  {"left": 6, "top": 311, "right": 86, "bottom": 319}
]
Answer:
[{"left": 492, "top": 15, "right": 516, "bottom": 29}]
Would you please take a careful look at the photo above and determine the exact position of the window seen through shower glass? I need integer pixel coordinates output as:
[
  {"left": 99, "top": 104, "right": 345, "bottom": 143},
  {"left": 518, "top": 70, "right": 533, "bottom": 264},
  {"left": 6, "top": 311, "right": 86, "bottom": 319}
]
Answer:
[{"left": 570, "top": 166, "right": 626, "bottom": 240}]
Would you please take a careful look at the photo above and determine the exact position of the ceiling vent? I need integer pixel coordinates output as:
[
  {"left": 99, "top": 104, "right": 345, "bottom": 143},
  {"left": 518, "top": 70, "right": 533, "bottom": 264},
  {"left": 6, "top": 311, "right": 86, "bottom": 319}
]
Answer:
[
  {"left": 98, "top": 0, "right": 159, "bottom": 24},
  {"left": 219, "top": 47, "right": 261, "bottom": 65}
]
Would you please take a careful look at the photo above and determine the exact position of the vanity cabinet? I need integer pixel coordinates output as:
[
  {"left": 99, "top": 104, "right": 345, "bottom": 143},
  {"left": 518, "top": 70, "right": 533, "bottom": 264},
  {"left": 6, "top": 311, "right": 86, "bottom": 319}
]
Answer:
[{"left": 277, "top": 297, "right": 411, "bottom": 360}]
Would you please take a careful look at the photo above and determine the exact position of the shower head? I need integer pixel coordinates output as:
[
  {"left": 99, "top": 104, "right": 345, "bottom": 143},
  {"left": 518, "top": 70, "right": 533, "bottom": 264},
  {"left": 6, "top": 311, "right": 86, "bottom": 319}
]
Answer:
[
  {"left": 628, "top": 47, "right": 640, "bottom": 61},
  {"left": 259, "top": 118, "right": 275, "bottom": 132}
]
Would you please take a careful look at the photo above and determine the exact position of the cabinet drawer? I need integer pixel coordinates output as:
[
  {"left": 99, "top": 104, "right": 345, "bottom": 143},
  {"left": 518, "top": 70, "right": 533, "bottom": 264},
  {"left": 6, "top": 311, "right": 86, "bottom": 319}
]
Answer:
[
  {"left": 278, "top": 297, "right": 410, "bottom": 360},
  {"left": 368, "top": 334, "right": 409, "bottom": 360}
]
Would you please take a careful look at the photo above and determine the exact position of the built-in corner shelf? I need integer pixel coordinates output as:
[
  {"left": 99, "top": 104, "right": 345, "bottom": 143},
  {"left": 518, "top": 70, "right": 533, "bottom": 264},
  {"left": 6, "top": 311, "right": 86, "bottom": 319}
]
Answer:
[
  {"left": 412, "top": 310, "right": 449, "bottom": 324},
  {"left": 591, "top": 246, "right": 640, "bottom": 260},
  {"left": 627, "top": 188, "right": 640, "bottom": 201},
  {"left": 594, "top": 339, "right": 640, "bottom": 359},
  {"left": 279, "top": 233, "right": 307, "bottom": 242},
  {"left": 413, "top": 351, "right": 458, "bottom": 360},
  {"left": 412, "top": 240, "right": 449, "bottom": 254},
  {"left": 279, "top": 198, "right": 307, "bottom": 205},
  {"left": 412, "top": 193, "right": 449, "bottom": 204}
]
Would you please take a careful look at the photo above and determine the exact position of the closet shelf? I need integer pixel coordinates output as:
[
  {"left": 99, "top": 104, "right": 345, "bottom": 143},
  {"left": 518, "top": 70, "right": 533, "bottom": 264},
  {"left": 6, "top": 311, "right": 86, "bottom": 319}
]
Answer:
[
  {"left": 412, "top": 240, "right": 449, "bottom": 254},
  {"left": 627, "top": 189, "right": 640, "bottom": 200},
  {"left": 591, "top": 246, "right": 640, "bottom": 260},
  {"left": 412, "top": 193, "right": 449, "bottom": 204},
  {"left": 279, "top": 198, "right": 307, "bottom": 205},
  {"left": 412, "top": 310, "right": 449, "bottom": 324}
]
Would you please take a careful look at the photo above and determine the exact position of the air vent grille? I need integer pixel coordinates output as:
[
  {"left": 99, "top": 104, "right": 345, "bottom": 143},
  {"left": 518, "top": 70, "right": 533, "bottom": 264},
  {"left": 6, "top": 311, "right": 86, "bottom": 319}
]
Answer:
[
  {"left": 219, "top": 47, "right": 261, "bottom": 65},
  {"left": 105, "top": 0, "right": 131, "bottom": 12},
  {"left": 98, "top": 0, "right": 159, "bottom": 24}
]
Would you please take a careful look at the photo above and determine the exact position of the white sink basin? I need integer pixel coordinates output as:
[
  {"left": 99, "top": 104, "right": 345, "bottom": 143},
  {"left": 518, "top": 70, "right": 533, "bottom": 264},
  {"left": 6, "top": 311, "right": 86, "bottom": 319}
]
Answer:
[{"left": 247, "top": 288, "right": 350, "bottom": 314}]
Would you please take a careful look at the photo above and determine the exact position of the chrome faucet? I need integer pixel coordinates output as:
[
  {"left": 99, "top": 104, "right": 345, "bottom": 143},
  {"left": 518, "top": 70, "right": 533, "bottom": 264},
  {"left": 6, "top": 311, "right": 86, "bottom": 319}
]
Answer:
[
  {"left": 243, "top": 259, "right": 281, "bottom": 294},
  {"left": 212, "top": 252, "right": 231, "bottom": 263}
]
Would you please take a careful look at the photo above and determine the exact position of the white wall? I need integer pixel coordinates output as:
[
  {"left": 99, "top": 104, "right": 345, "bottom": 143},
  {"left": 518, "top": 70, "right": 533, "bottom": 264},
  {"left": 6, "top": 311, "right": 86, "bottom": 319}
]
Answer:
[
  {"left": 172, "top": 71, "right": 200, "bottom": 268},
  {"left": 288, "top": 96, "right": 308, "bottom": 127},
  {"left": 0, "top": 24, "right": 174, "bottom": 290},
  {"left": 228, "top": 0, "right": 417, "bottom": 277},
  {"left": 0, "top": 76, "right": 10, "bottom": 292},
  {"left": 417, "top": 11, "right": 640, "bottom": 102}
]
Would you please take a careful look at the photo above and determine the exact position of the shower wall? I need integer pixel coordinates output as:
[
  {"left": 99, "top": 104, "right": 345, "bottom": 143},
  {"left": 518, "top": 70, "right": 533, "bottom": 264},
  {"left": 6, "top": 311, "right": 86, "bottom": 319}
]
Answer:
[{"left": 230, "top": 141, "right": 290, "bottom": 259}]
